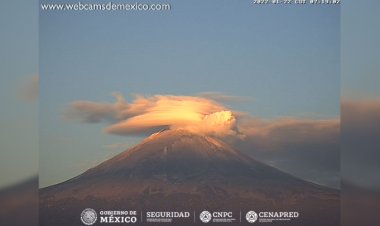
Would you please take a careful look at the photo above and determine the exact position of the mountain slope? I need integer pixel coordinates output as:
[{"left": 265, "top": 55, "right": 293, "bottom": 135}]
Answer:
[{"left": 40, "top": 129, "right": 339, "bottom": 226}]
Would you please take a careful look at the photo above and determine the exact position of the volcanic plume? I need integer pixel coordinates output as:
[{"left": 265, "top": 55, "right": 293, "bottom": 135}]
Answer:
[{"left": 40, "top": 129, "right": 339, "bottom": 226}]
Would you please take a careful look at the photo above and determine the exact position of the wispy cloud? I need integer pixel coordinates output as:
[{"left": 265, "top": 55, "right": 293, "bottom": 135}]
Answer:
[
  {"left": 20, "top": 75, "right": 39, "bottom": 102},
  {"left": 234, "top": 117, "right": 340, "bottom": 188},
  {"left": 197, "top": 92, "right": 251, "bottom": 103}
]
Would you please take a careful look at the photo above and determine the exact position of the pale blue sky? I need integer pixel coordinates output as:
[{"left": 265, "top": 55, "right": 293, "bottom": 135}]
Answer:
[
  {"left": 0, "top": 0, "right": 38, "bottom": 188},
  {"left": 40, "top": 0, "right": 340, "bottom": 187},
  {"left": 342, "top": 0, "right": 380, "bottom": 100}
]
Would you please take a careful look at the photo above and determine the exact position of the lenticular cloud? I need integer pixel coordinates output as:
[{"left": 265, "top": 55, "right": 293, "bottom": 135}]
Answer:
[{"left": 64, "top": 93, "right": 239, "bottom": 137}]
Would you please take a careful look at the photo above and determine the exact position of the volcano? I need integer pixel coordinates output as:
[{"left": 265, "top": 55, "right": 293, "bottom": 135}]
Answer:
[{"left": 40, "top": 130, "right": 339, "bottom": 226}]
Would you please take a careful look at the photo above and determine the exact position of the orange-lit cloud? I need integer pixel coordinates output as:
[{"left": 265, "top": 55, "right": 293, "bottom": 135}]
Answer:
[{"left": 65, "top": 93, "right": 239, "bottom": 137}]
